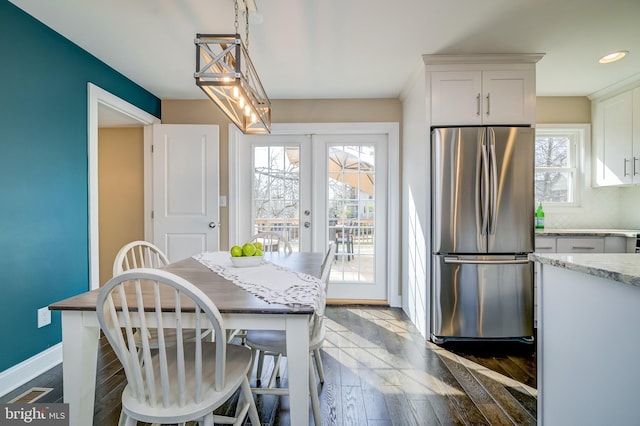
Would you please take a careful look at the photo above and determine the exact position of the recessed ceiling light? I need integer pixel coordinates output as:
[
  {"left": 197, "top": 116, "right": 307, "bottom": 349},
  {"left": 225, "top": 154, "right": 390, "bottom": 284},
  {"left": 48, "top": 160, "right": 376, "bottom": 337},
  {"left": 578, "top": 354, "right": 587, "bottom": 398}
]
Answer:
[{"left": 599, "top": 50, "right": 628, "bottom": 64}]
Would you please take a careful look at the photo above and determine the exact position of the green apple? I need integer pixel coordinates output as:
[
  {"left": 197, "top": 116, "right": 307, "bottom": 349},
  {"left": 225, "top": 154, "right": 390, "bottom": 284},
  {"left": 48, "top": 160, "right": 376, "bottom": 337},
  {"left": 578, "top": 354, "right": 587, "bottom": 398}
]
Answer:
[
  {"left": 242, "top": 243, "right": 257, "bottom": 257},
  {"left": 230, "top": 245, "right": 243, "bottom": 257}
]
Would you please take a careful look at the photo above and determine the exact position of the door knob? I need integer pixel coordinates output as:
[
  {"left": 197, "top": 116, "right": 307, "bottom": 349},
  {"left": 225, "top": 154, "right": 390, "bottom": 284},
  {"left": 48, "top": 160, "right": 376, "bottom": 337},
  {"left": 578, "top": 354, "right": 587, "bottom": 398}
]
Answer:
[
  {"left": 304, "top": 222, "right": 311, "bottom": 228},
  {"left": 209, "top": 222, "right": 217, "bottom": 229}
]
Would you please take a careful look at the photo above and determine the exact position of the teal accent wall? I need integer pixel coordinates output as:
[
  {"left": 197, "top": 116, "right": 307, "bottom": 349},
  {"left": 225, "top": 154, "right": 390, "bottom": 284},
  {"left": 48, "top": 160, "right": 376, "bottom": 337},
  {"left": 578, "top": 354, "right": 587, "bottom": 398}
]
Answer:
[{"left": 0, "top": 1, "right": 161, "bottom": 372}]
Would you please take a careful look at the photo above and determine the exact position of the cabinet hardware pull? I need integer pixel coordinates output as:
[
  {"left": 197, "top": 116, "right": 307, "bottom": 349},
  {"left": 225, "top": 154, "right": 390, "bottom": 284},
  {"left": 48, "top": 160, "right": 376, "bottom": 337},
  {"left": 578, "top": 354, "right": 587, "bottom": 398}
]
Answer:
[
  {"left": 537, "top": 246, "right": 553, "bottom": 249},
  {"left": 444, "top": 257, "right": 529, "bottom": 265},
  {"left": 624, "top": 158, "right": 630, "bottom": 176},
  {"left": 634, "top": 157, "right": 639, "bottom": 176},
  {"left": 486, "top": 93, "right": 490, "bottom": 115},
  {"left": 476, "top": 93, "right": 481, "bottom": 116},
  {"left": 571, "top": 246, "right": 595, "bottom": 250}
]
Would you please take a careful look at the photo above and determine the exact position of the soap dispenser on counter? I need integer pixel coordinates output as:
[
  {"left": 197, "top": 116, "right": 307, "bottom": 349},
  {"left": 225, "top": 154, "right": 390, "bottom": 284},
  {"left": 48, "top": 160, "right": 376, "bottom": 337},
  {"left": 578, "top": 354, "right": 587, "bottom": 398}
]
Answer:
[{"left": 535, "top": 202, "right": 545, "bottom": 229}]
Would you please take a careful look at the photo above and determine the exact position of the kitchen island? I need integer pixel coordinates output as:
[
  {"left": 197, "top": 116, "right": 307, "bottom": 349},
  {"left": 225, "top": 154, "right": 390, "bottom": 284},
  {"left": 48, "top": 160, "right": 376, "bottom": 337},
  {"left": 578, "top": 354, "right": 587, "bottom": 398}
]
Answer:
[{"left": 530, "top": 253, "right": 640, "bottom": 426}]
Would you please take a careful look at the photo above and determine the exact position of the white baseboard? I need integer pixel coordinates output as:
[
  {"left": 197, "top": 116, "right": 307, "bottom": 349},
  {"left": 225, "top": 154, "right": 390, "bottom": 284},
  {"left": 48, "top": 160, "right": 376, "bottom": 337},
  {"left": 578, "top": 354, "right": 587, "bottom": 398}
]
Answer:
[{"left": 0, "top": 343, "right": 62, "bottom": 397}]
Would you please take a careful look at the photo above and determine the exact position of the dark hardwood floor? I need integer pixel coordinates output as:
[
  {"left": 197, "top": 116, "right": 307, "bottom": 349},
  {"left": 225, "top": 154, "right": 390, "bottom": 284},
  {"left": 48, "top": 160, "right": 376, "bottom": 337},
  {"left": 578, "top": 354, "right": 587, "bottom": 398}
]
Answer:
[{"left": 1, "top": 306, "right": 537, "bottom": 425}]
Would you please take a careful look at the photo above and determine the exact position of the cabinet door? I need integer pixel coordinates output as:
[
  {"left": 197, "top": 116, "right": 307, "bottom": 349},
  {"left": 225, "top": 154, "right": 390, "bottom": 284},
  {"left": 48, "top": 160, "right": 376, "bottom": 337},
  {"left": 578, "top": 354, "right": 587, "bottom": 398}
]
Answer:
[
  {"left": 431, "top": 71, "right": 482, "bottom": 126},
  {"left": 604, "top": 236, "right": 626, "bottom": 253},
  {"left": 556, "top": 237, "right": 604, "bottom": 253},
  {"left": 594, "top": 91, "right": 633, "bottom": 186},
  {"left": 535, "top": 237, "right": 556, "bottom": 253},
  {"left": 482, "top": 70, "right": 535, "bottom": 125}
]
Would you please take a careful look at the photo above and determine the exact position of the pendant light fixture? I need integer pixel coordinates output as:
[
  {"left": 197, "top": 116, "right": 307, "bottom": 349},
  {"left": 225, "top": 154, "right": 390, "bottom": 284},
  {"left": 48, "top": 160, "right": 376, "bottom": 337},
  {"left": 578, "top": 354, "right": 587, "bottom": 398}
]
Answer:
[{"left": 194, "top": 1, "right": 271, "bottom": 134}]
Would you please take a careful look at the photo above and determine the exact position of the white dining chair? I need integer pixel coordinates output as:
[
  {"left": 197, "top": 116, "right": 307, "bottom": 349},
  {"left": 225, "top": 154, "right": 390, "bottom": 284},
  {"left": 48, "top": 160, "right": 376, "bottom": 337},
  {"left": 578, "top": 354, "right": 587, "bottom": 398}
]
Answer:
[
  {"left": 246, "top": 232, "right": 293, "bottom": 254},
  {"left": 96, "top": 268, "right": 261, "bottom": 426},
  {"left": 245, "top": 243, "right": 336, "bottom": 425},
  {"left": 113, "top": 240, "right": 211, "bottom": 350},
  {"left": 112, "top": 240, "right": 170, "bottom": 276}
]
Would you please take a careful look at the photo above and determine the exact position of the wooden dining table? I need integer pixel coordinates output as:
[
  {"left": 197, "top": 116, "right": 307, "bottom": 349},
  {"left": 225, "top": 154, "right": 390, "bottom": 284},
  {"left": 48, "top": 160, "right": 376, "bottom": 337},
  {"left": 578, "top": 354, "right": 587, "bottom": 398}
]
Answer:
[{"left": 49, "top": 251, "right": 324, "bottom": 426}]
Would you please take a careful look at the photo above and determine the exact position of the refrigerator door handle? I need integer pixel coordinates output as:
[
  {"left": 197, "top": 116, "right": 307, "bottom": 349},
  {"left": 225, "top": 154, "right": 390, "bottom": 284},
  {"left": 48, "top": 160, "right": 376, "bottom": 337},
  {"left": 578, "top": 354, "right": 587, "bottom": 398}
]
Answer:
[
  {"left": 488, "top": 128, "right": 498, "bottom": 234},
  {"left": 478, "top": 130, "right": 489, "bottom": 236},
  {"left": 444, "top": 257, "right": 530, "bottom": 265}
]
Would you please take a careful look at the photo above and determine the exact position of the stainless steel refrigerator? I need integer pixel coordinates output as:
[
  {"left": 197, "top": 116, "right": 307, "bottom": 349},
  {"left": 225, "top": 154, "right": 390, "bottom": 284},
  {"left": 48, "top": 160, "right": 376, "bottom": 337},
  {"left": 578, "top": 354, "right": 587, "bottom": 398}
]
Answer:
[{"left": 431, "top": 126, "right": 534, "bottom": 343}]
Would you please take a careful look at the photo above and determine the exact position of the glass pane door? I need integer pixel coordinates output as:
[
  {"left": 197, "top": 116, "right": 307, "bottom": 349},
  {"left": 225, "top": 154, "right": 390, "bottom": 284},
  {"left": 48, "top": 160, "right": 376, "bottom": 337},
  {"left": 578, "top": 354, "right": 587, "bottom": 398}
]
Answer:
[
  {"left": 327, "top": 144, "right": 376, "bottom": 282},
  {"left": 252, "top": 145, "right": 301, "bottom": 251},
  {"left": 250, "top": 135, "right": 311, "bottom": 251},
  {"left": 313, "top": 133, "right": 388, "bottom": 301}
]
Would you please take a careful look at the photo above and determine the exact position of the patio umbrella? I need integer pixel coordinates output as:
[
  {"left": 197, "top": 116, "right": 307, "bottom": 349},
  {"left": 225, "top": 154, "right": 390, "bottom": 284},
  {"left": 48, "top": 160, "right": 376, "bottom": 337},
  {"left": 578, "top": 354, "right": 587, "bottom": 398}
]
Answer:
[{"left": 285, "top": 146, "right": 375, "bottom": 195}]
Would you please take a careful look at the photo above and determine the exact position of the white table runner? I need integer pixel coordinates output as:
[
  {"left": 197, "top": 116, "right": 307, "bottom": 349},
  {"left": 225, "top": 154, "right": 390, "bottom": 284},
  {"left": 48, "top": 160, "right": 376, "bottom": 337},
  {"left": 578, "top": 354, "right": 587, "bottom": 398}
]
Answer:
[{"left": 193, "top": 251, "right": 324, "bottom": 311}]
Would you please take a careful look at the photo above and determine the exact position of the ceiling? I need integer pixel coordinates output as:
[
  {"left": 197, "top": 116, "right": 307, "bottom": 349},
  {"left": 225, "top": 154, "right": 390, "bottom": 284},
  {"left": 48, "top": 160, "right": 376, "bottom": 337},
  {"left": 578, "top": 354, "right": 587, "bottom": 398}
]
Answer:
[{"left": 9, "top": 0, "right": 640, "bottom": 101}]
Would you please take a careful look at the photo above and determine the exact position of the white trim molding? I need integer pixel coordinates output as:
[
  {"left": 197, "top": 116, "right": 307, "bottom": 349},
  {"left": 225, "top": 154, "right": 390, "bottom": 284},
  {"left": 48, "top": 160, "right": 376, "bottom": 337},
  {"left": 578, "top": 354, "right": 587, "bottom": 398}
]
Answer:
[
  {"left": 87, "top": 83, "right": 159, "bottom": 290},
  {"left": 0, "top": 343, "right": 62, "bottom": 397}
]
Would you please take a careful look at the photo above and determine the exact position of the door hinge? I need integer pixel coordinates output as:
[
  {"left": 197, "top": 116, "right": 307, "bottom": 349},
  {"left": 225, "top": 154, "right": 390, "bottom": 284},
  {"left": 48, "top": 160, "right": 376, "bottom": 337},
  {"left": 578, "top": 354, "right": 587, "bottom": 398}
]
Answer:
[
  {"left": 151, "top": 144, "right": 154, "bottom": 153},
  {"left": 151, "top": 210, "right": 154, "bottom": 219}
]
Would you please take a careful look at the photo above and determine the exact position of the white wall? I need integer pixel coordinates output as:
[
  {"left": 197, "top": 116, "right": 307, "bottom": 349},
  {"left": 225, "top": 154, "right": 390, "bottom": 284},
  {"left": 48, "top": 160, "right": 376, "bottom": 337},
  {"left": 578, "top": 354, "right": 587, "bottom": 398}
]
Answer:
[
  {"left": 544, "top": 183, "right": 640, "bottom": 230},
  {"left": 544, "top": 186, "right": 624, "bottom": 229},
  {"left": 619, "top": 186, "right": 640, "bottom": 228},
  {"left": 400, "top": 63, "right": 429, "bottom": 338}
]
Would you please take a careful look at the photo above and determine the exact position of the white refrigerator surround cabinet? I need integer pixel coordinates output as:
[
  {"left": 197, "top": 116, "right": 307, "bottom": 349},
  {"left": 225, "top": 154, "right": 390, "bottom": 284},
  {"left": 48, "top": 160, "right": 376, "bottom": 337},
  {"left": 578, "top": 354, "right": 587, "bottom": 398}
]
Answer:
[{"left": 430, "top": 69, "right": 535, "bottom": 126}]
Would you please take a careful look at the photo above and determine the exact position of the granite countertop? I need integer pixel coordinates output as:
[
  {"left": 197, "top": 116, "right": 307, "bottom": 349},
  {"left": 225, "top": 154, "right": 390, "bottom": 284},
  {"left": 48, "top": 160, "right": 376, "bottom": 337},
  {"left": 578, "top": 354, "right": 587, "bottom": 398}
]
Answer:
[
  {"left": 529, "top": 253, "right": 640, "bottom": 287},
  {"left": 535, "top": 228, "right": 640, "bottom": 237}
]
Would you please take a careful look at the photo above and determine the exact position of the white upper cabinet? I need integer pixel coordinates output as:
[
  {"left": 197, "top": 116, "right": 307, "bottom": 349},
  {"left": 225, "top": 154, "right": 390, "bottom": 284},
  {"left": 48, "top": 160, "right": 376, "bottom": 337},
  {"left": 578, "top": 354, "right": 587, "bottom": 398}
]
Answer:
[
  {"left": 593, "top": 86, "right": 640, "bottom": 186},
  {"left": 482, "top": 70, "right": 535, "bottom": 125},
  {"left": 431, "top": 71, "right": 483, "bottom": 125},
  {"left": 424, "top": 55, "right": 542, "bottom": 127},
  {"left": 431, "top": 69, "right": 535, "bottom": 126}
]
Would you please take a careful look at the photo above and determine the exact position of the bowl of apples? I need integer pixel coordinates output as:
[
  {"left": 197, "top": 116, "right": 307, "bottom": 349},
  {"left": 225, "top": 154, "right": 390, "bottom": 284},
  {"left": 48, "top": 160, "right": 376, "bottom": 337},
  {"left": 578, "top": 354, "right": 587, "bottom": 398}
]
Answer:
[{"left": 229, "top": 242, "right": 264, "bottom": 267}]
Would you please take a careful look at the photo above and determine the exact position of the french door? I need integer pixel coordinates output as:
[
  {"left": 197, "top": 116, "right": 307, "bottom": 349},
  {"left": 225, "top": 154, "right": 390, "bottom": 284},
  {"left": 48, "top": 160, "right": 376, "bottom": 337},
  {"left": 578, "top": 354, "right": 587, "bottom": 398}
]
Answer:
[
  {"left": 312, "top": 134, "right": 388, "bottom": 300},
  {"left": 245, "top": 135, "right": 312, "bottom": 252},
  {"left": 236, "top": 129, "right": 389, "bottom": 302}
]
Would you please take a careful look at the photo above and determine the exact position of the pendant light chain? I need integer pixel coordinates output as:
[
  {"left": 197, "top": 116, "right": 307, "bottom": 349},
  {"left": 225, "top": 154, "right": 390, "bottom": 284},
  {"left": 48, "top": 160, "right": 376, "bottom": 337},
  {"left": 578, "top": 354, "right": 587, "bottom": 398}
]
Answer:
[
  {"left": 233, "top": 1, "right": 249, "bottom": 50},
  {"left": 245, "top": 2, "right": 250, "bottom": 51},
  {"left": 234, "top": 0, "right": 239, "bottom": 33}
]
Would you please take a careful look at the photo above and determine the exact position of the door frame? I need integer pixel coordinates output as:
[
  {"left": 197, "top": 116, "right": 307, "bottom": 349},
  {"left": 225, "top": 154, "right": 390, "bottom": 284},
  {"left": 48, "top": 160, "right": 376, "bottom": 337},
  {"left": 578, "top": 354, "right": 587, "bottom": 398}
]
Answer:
[
  {"left": 87, "top": 83, "right": 160, "bottom": 290},
  {"left": 229, "top": 122, "right": 401, "bottom": 307}
]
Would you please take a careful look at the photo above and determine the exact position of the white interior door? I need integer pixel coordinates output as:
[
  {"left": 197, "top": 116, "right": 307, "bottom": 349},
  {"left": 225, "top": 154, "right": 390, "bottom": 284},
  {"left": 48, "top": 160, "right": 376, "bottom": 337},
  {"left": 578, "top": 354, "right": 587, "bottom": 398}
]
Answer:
[{"left": 152, "top": 124, "right": 219, "bottom": 261}]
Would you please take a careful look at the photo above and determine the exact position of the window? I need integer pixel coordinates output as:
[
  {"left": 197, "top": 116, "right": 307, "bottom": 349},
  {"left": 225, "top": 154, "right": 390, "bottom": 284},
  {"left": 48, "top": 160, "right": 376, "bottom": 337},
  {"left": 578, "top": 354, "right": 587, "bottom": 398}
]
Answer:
[{"left": 534, "top": 124, "right": 588, "bottom": 205}]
